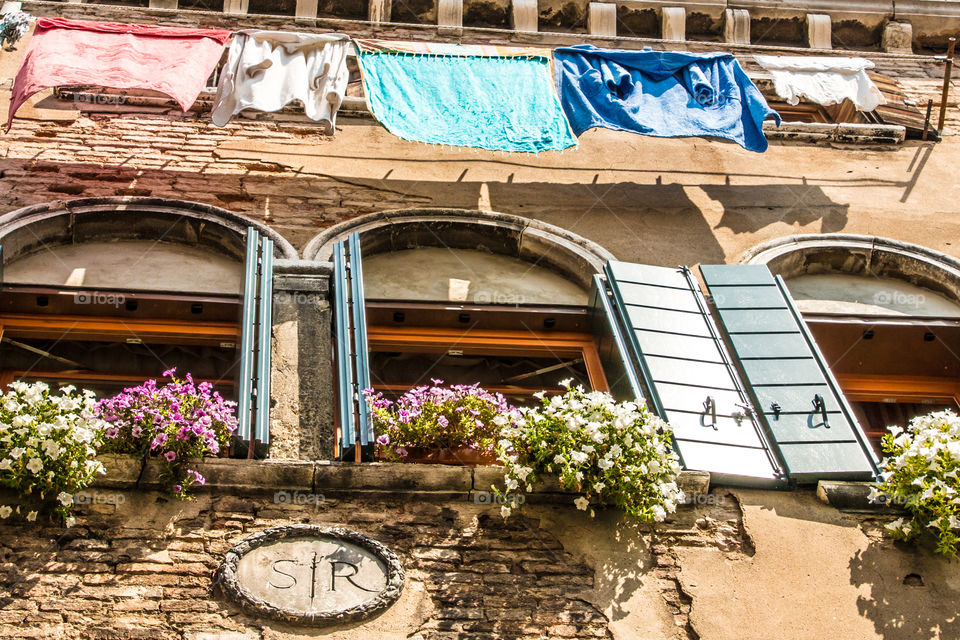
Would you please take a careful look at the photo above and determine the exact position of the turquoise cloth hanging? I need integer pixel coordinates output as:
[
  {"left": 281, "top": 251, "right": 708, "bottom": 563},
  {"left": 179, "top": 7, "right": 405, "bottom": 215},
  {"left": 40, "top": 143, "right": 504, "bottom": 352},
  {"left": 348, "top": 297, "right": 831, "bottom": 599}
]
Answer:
[{"left": 357, "top": 50, "right": 577, "bottom": 154}]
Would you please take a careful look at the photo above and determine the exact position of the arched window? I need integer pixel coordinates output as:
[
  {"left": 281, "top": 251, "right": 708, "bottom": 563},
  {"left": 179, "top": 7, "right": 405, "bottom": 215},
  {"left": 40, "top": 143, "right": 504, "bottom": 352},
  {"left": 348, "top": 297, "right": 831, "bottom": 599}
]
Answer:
[
  {"left": 745, "top": 234, "right": 960, "bottom": 451},
  {"left": 305, "top": 208, "right": 617, "bottom": 458},
  {"left": 0, "top": 198, "right": 295, "bottom": 451}
]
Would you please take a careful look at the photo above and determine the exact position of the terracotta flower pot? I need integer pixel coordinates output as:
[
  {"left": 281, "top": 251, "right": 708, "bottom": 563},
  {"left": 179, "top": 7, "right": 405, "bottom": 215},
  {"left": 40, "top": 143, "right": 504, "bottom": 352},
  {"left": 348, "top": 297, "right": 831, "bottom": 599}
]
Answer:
[{"left": 377, "top": 445, "right": 500, "bottom": 467}]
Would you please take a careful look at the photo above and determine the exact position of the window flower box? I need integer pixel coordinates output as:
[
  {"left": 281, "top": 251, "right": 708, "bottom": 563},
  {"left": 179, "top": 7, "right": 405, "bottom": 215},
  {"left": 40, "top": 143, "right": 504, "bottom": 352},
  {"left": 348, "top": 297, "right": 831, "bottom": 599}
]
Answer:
[{"left": 363, "top": 381, "right": 517, "bottom": 466}]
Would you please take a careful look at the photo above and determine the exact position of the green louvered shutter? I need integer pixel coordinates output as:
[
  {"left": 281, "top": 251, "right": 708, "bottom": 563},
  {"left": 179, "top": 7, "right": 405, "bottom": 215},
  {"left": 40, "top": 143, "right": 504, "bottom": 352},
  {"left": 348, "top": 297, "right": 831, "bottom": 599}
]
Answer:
[
  {"left": 238, "top": 229, "right": 274, "bottom": 454},
  {"left": 603, "top": 261, "right": 785, "bottom": 486},
  {"left": 700, "top": 264, "right": 879, "bottom": 482},
  {"left": 332, "top": 233, "right": 373, "bottom": 460}
]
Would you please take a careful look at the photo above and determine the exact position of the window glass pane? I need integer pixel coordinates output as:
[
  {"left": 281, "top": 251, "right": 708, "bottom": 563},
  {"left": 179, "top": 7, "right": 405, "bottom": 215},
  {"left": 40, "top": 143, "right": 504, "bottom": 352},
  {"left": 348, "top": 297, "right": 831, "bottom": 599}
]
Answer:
[
  {"left": 369, "top": 352, "right": 591, "bottom": 407},
  {"left": 1, "top": 338, "right": 238, "bottom": 401}
]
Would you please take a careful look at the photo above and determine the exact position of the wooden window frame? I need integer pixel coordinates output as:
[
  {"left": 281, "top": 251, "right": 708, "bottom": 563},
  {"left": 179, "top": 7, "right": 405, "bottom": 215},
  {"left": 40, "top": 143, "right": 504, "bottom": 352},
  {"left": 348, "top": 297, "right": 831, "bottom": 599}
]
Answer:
[
  {"left": 366, "top": 325, "right": 609, "bottom": 395},
  {"left": 0, "top": 370, "right": 235, "bottom": 389},
  {"left": 0, "top": 290, "right": 241, "bottom": 393},
  {"left": 838, "top": 374, "right": 960, "bottom": 450},
  {"left": 836, "top": 374, "right": 960, "bottom": 408},
  {"left": 0, "top": 314, "right": 240, "bottom": 346}
]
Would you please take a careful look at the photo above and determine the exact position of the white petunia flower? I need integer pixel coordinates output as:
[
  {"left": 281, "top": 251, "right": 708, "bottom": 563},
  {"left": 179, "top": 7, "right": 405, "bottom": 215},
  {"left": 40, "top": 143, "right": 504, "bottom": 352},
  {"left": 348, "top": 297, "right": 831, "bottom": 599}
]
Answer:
[
  {"left": 886, "top": 518, "right": 906, "bottom": 532},
  {"left": 25, "top": 458, "right": 43, "bottom": 474},
  {"left": 574, "top": 496, "right": 589, "bottom": 511},
  {"left": 25, "top": 510, "right": 37, "bottom": 522},
  {"left": 0, "top": 505, "right": 11, "bottom": 519}
]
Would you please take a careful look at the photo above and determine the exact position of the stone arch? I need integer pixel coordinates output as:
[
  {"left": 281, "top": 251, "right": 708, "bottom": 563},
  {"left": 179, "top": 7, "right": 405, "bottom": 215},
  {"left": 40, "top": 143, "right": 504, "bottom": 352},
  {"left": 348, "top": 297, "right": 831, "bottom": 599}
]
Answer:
[
  {"left": 302, "top": 208, "right": 615, "bottom": 291},
  {"left": 742, "top": 233, "right": 960, "bottom": 307},
  {"left": 0, "top": 196, "right": 297, "bottom": 266}
]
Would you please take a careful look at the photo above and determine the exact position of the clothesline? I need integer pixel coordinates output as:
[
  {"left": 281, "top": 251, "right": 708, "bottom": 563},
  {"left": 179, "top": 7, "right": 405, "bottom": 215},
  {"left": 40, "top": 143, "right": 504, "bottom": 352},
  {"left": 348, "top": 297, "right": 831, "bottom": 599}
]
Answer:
[{"left": 5, "top": 16, "right": 886, "bottom": 154}]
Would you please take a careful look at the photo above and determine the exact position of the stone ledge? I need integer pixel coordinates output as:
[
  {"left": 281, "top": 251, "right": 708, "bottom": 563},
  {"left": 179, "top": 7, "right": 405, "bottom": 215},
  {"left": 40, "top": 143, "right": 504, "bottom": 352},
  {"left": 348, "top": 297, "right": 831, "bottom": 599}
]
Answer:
[
  {"left": 816, "top": 480, "right": 906, "bottom": 512},
  {"left": 140, "top": 458, "right": 316, "bottom": 494},
  {"left": 18, "top": 0, "right": 944, "bottom": 61},
  {"left": 763, "top": 121, "right": 907, "bottom": 144},
  {"left": 89, "top": 456, "right": 710, "bottom": 502},
  {"left": 314, "top": 461, "right": 473, "bottom": 493}
]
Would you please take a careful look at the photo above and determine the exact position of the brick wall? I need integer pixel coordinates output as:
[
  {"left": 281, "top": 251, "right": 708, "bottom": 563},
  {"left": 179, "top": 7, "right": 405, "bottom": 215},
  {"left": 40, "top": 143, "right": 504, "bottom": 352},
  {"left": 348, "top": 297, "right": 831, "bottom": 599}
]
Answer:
[
  {"left": 0, "top": 487, "right": 752, "bottom": 640},
  {"left": 0, "top": 117, "right": 430, "bottom": 251}
]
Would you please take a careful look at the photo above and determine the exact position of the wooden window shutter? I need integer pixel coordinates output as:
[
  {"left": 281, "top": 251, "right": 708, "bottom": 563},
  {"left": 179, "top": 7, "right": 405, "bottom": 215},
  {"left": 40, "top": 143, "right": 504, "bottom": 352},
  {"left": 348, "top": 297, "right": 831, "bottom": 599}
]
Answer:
[
  {"left": 600, "top": 261, "right": 785, "bottom": 486},
  {"left": 238, "top": 228, "right": 274, "bottom": 452},
  {"left": 700, "top": 264, "right": 879, "bottom": 482},
  {"left": 332, "top": 233, "right": 373, "bottom": 459}
]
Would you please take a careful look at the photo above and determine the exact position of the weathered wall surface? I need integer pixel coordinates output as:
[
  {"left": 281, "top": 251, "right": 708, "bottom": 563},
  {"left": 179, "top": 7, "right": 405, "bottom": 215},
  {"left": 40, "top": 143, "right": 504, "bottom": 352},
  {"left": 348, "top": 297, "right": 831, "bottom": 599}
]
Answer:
[
  {"left": 3, "top": 114, "right": 960, "bottom": 271},
  {"left": 2, "top": 3, "right": 959, "bottom": 269},
  {"left": 0, "top": 487, "right": 700, "bottom": 640},
  {"left": 679, "top": 489, "right": 960, "bottom": 640},
  {"left": 2, "top": 5, "right": 960, "bottom": 640},
  {"left": 0, "top": 484, "right": 955, "bottom": 640}
]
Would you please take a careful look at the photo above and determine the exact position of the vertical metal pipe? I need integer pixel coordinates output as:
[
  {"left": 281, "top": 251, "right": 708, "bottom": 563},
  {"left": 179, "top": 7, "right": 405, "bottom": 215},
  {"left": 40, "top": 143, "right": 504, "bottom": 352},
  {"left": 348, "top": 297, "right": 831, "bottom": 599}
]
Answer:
[
  {"left": 938, "top": 37, "right": 956, "bottom": 133},
  {"left": 923, "top": 99, "right": 933, "bottom": 140}
]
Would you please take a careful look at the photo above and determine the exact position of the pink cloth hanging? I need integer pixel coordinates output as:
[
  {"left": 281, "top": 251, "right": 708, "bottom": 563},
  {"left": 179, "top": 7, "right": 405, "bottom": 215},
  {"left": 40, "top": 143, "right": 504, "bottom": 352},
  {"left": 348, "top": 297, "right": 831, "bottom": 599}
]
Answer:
[{"left": 7, "top": 18, "right": 232, "bottom": 129}]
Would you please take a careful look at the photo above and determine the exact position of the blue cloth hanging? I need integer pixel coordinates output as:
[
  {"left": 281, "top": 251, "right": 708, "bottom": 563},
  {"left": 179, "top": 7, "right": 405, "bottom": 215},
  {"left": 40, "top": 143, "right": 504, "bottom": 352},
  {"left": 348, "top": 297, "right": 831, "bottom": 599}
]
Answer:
[
  {"left": 554, "top": 45, "right": 780, "bottom": 152},
  {"left": 356, "top": 50, "right": 577, "bottom": 154}
]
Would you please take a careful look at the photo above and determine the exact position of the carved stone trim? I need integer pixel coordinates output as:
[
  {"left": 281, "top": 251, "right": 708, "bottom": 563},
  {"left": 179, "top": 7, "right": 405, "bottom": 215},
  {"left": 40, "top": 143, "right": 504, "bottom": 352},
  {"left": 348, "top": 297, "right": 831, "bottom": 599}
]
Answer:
[
  {"left": 215, "top": 524, "right": 405, "bottom": 625},
  {"left": 0, "top": 196, "right": 298, "bottom": 262}
]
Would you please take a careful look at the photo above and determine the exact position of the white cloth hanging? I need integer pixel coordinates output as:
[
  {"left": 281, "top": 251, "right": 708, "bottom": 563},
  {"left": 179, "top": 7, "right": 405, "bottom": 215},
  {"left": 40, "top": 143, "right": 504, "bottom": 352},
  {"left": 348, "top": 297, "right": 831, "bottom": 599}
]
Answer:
[
  {"left": 211, "top": 30, "right": 351, "bottom": 132},
  {"left": 754, "top": 55, "right": 885, "bottom": 112}
]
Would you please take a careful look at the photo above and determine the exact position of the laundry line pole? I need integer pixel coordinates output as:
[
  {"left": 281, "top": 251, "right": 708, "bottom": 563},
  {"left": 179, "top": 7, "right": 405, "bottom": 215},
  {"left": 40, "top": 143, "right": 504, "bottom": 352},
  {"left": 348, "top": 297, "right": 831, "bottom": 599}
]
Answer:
[{"left": 938, "top": 37, "right": 956, "bottom": 133}]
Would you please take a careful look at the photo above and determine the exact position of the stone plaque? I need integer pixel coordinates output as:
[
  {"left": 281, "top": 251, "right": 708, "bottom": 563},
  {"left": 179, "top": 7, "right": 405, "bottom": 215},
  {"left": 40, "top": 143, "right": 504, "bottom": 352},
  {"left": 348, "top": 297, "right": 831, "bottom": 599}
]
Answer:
[{"left": 216, "top": 525, "right": 404, "bottom": 625}]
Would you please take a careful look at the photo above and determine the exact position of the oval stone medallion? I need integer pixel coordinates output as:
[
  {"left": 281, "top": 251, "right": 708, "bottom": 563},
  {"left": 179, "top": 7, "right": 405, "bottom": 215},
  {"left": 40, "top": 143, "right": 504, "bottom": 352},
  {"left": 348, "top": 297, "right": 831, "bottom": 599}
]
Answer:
[{"left": 216, "top": 525, "right": 404, "bottom": 625}]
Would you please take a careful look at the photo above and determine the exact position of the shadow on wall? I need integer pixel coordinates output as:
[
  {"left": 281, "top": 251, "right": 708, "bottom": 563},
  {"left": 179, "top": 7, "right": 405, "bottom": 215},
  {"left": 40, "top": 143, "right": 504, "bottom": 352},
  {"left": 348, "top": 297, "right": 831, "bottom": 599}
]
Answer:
[
  {"left": 703, "top": 184, "right": 850, "bottom": 235},
  {"left": 849, "top": 534, "right": 960, "bottom": 640},
  {"left": 598, "top": 518, "right": 654, "bottom": 623},
  {"left": 485, "top": 181, "right": 727, "bottom": 266},
  {"left": 319, "top": 177, "right": 731, "bottom": 266},
  {"left": 0, "top": 156, "right": 851, "bottom": 265}
]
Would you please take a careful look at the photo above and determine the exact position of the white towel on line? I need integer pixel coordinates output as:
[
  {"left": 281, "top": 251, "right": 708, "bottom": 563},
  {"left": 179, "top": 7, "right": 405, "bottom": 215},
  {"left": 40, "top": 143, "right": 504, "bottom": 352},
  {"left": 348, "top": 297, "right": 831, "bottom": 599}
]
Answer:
[
  {"left": 212, "top": 30, "right": 351, "bottom": 133},
  {"left": 754, "top": 55, "right": 885, "bottom": 112}
]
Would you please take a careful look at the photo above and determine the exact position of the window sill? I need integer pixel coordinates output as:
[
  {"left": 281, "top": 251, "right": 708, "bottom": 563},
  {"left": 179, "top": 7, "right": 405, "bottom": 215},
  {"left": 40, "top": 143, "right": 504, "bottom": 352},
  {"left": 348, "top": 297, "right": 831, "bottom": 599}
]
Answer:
[{"left": 93, "top": 454, "right": 711, "bottom": 503}]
